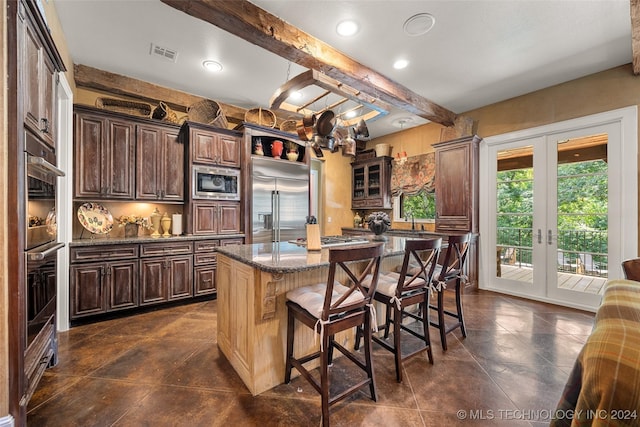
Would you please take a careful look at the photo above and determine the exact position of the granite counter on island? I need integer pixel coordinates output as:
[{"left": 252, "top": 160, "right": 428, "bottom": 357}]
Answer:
[{"left": 214, "top": 236, "right": 415, "bottom": 396}]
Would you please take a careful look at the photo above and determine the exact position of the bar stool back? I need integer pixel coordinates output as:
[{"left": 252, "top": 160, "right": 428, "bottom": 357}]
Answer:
[
  {"left": 429, "top": 232, "right": 472, "bottom": 350},
  {"left": 284, "top": 242, "right": 384, "bottom": 427},
  {"left": 355, "top": 237, "right": 442, "bottom": 382}
]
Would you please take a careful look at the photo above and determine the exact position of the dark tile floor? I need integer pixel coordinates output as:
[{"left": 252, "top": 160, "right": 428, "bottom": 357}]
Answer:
[{"left": 28, "top": 288, "right": 595, "bottom": 426}]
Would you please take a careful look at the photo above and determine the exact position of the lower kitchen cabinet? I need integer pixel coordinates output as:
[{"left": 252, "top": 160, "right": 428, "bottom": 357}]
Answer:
[
  {"left": 193, "top": 237, "right": 244, "bottom": 295},
  {"left": 194, "top": 239, "right": 218, "bottom": 296},
  {"left": 70, "top": 260, "right": 139, "bottom": 319},
  {"left": 140, "top": 255, "right": 193, "bottom": 304},
  {"left": 140, "top": 241, "right": 193, "bottom": 305},
  {"left": 70, "top": 237, "right": 243, "bottom": 321},
  {"left": 70, "top": 245, "right": 140, "bottom": 320}
]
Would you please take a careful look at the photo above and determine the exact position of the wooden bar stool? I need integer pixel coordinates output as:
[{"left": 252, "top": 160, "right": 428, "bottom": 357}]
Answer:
[
  {"left": 429, "top": 233, "right": 472, "bottom": 351},
  {"left": 355, "top": 238, "right": 442, "bottom": 382},
  {"left": 284, "top": 243, "right": 384, "bottom": 427}
]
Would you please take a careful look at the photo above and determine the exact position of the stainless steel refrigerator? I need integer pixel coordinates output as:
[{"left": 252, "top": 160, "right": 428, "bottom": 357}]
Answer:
[{"left": 251, "top": 157, "right": 309, "bottom": 244}]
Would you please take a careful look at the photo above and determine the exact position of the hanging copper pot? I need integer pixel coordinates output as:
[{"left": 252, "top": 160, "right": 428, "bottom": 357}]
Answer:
[{"left": 296, "top": 114, "right": 316, "bottom": 141}]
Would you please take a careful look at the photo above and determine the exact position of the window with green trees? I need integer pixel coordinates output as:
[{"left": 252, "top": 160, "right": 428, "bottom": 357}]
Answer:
[{"left": 399, "top": 191, "right": 436, "bottom": 220}]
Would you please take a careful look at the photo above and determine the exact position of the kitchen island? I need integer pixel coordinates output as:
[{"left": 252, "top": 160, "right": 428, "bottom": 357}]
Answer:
[{"left": 215, "top": 237, "right": 410, "bottom": 395}]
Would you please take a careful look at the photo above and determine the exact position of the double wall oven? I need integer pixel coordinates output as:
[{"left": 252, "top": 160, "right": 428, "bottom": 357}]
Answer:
[{"left": 24, "top": 131, "right": 64, "bottom": 390}]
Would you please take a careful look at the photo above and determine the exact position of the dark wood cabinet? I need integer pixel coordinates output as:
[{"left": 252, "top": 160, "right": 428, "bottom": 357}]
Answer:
[
  {"left": 194, "top": 239, "right": 218, "bottom": 296},
  {"left": 69, "top": 245, "right": 140, "bottom": 319},
  {"left": 351, "top": 156, "right": 392, "bottom": 209},
  {"left": 20, "top": 2, "right": 57, "bottom": 148},
  {"left": 10, "top": 1, "right": 66, "bottom": 422},
  {"left": 140, "top": 241, "right": 193, "bottom": 305},
  {"left": 136, "top": 124, "right": 184, "bottom": 201},
  {"left": 74, "top": 106, "right": 183, "bottom": 202},
  {"left": 434, "top": 135, "right": 480, "bottom": 233},
  {"left": 182, "top": 121, "right": 241, "bottom": 167},
  {"left": 190, "top": 201, "right": 242, "bottom": 235},
  {"left": 74, "top": 109, "right": 135, "bottom": 199}
]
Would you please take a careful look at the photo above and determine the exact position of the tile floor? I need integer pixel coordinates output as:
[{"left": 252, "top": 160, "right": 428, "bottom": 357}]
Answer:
[{"left": 28, "top": 288, "right": 595, "bottom": 426}]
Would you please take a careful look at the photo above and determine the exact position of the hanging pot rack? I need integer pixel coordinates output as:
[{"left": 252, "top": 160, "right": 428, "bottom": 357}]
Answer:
[{"left": 269, "top": 69, "right": 390, "bottom": 128}]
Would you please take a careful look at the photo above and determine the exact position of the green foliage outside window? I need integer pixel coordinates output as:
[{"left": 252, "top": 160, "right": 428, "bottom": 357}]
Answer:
[
  {"left": 497, "top": 159, "right": 608, "bottom": 266},
  {"left": 401, "top": 191, "right": 436, "bottom": 220}
]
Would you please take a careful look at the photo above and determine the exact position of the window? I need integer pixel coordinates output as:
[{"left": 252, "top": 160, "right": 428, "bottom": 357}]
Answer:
[{"left": 392, "top": 190, "right": 436, "bottom": 223}]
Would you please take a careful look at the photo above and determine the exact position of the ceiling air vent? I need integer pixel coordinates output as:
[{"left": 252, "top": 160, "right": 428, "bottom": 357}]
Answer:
[{"left": 150, "top": 43, "right": 178, "bottom": 63}]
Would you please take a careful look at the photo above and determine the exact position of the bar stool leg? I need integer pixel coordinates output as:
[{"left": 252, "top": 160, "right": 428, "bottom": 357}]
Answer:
[
  {"left": 320, "top": 331, "right": 331, "bottom": 427},
  {"left": 437, "top": 288, "right": 447, "bottom": 351},
  {"left": 364, "top": 312, "right": 377, "bottom": 401},
  {"left": 455, "top": 278, "right": 467, "bottom": 338},
  {"left": 422, "top": 296, "right": 434, "bottom": 364},
  {"left": 393, "top": 305, "right": 403, "bottom": 382},
  {"left": 285, "top": 308, "right": 295, "bottom": 383}
]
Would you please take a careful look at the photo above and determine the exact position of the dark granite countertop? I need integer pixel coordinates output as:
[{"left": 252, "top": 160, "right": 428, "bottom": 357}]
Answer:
[
  {"left": 215, "top": 236, "right": 423, "bottom": 274},
  {"left": 70, "top": 233, "right": 245, "bottom": 247}
]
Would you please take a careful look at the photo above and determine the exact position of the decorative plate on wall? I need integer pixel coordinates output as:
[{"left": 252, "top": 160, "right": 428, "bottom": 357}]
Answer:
[{"left": 77, "top": 202, "right": 113, "bottom": 234}]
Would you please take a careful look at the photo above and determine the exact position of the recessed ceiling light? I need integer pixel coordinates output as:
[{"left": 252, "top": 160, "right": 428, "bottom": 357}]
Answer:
[
  {"left": 202, "top": 60, "right": 223, "bottom": 72},
  {"left": 403, "top": 13, "right": 435, "bottom": 36},
  {"left": 288, "top": 90, "right": 303, "bottom": 100},
  {"left": 393, "top": 59, "right": 409, "bottom": 70},
  {"left": 336, "top": 20, "right": 359, "bottom": 37}
]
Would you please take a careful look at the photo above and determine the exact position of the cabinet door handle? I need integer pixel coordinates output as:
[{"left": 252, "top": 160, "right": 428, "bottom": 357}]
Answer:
[{"left": 40, "top": 118, "right": 50, "bottom": 134}]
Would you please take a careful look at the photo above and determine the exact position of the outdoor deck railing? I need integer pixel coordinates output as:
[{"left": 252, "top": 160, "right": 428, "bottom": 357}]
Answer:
[{"left": 497, "top": 227, "right": 608, "bottom": 277}]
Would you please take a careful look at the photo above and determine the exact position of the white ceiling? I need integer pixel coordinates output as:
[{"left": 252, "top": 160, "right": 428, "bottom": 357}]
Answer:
[{"left": 53, "top": 0, "right": 632, "bottom": 138}]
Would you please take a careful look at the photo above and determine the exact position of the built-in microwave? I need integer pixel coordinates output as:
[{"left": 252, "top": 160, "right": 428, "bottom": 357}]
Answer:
[{"left": 192, "top": 165, "right": 241, "bottom": 200}]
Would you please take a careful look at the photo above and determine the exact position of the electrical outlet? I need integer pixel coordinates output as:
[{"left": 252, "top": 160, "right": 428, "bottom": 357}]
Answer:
[{"left": 327, "top": 217, "right": 332, "bottom": 223}]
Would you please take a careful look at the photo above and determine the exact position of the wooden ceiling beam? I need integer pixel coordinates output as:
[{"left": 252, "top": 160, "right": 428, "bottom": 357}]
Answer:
[
  {"left": 73, "top": 64, "right": 298, "bottom": 125},
  {"left": 632, "top": 0, "right": 640, "bottom": 75},
  {"left": 160, "top": 0, "right": 458, "bottom": 127}
]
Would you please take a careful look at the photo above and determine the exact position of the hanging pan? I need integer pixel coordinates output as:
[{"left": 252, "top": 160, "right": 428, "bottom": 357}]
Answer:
[
  {"left": 316, "top": 110, "right": 336, "bottom": 137},
  {"left": 296, "top": 114, "right": 316, "bottom": 141}
]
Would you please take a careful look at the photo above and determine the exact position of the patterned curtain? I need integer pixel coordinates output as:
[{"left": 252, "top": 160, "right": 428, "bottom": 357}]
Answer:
[{"left": 390, "top": 152, "right": 436, "bottom": 196}]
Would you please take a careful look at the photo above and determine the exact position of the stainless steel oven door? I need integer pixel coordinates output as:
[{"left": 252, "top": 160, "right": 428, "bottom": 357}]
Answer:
[
  {"left": 25, "top": 241, "right": 64, "bottom": 348},
  {"left": 25, "top": 149, "right": 64, "bottom": 250}
]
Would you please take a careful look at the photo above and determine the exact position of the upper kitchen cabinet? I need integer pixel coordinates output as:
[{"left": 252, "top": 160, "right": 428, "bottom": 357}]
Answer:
[
  {"left": 351, "top": 156, "right": 392, "bottom": 210},
  {"left": 18, "top": 0, "right": 65, "bottom": 149},
  {"left": 434, "top": 135, "right": 480, "bottom": 233},
  {"left": 74, "top": 107, "right": 135, "bottom": 199},
  {"left": 136, "top": 124, "right": 184, "bottom": 202},
  {"left": 180, "top": 121, "right": 242, "bottom": 168}
]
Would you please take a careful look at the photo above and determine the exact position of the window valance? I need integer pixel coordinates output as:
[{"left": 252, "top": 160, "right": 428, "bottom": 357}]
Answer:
[{"left": 390, "top": 152, "right": 436, "bottom": 196}]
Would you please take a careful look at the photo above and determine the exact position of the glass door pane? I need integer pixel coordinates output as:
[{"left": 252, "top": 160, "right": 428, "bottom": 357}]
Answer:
[
  {"left": 496, "top": 145, "right": 534, "bottom": 284},
  {"left": 553, "top": 133, "right": 608, "bottom": 296}
]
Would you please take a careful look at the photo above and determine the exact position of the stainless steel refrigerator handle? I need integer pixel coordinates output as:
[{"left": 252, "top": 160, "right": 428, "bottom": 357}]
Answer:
[
  {"left": 274, "top": 190, "right": 281, "bottom": 242},
  {"left": 271, "top": 191, "right": 276, "bottom": 242}
]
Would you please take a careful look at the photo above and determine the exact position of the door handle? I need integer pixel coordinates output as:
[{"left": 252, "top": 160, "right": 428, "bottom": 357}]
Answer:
[{"left": 537, "top": 229, "right": 542, "bottom": 244}]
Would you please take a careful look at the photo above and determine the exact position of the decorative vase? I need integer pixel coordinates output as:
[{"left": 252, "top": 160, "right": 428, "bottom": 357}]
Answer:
[
  {"left": 287, "top": 150, "right": 298, "bottom": 162},
  {"left": 254, "top": 139, "right": 264, "bottom": 156},
  {"left": 369, "top": 220, "right": 389, "bottom": 241},
  {"left": 150, "top": 208, "right": 161, "bottom": 238},
  {"left": 124, "top": 223, "right": 139, "bottom": 238},
  {"left": 271, "top": 140, "right": 283, "bottom": 159},
  {"left": 161, "top": 212, "right": 171, "bottom": 238}
]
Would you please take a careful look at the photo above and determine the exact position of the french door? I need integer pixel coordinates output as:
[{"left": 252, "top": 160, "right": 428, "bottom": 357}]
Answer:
[{"left": 480, "top": 108, "right": 637, "bottom": 311}]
